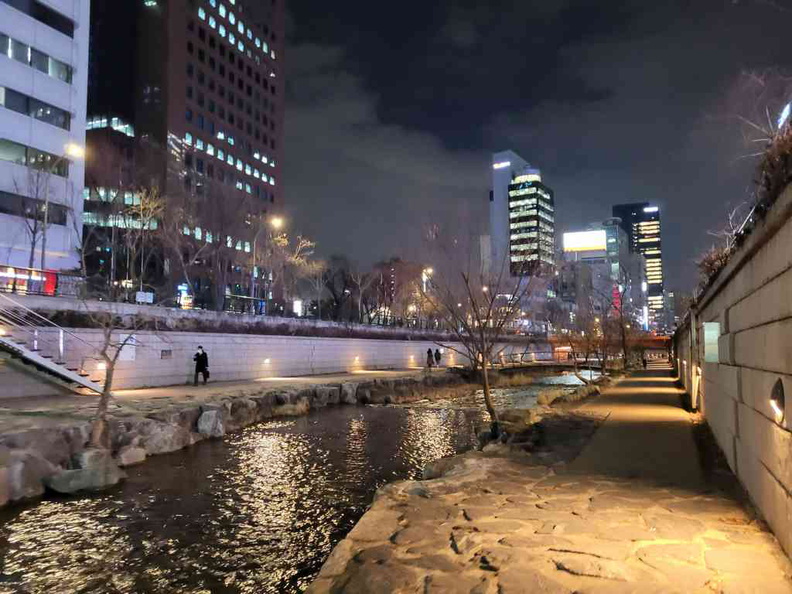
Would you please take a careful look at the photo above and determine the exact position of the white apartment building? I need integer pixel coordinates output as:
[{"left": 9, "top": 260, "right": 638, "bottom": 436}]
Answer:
[{"left": 0, "top": 0, "right": 89, "bottom": 271}]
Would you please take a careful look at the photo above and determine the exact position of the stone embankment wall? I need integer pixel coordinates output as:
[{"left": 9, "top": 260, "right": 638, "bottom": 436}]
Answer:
[
  {"left": 674, "top": 184, "right": 792, "bottom": 557},
  {"left": 0, "top": 372, "right": 468, "bottom": 508},
  {"left": 19, "top": 329, "right": 551, "bottom": 391}
]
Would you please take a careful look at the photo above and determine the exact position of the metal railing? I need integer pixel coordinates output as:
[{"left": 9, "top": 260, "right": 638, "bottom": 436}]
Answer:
[{"left": 0, "top": 292, "right": 101, "bottom": 371}]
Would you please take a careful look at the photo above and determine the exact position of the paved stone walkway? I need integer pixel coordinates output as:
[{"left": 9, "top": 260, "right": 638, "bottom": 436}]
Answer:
[{"left": 308, "top": 369, "right": 792, "bottom": 593}]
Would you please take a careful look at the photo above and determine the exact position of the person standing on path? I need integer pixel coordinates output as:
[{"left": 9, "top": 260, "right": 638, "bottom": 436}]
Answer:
[
  {"left": 194, "top": 346, "right": 209, "bottom": 385},
  {"left": 434, "top": 349, "right": 442, "bottom": 367},
  {"left": 426, "top": 348, "right": 434, "bottom": 370}
]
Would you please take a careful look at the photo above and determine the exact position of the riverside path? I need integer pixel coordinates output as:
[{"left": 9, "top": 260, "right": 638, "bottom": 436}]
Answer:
[{"left": 308, "top": 367, "right": 792, "bottom": 593}]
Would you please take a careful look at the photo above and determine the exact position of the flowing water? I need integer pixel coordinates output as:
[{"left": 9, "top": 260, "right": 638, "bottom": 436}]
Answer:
[{"left": 0, "top": 372, "right": 588, "bottom": 593}]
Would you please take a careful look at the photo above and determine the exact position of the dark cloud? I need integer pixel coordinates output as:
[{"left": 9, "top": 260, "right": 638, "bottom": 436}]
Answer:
[
  {"left": 283, "top": 44, "right": 487, "bottom": 267},
  {"left": 284, "top": 0, "right": 792, "bottom": 289}
]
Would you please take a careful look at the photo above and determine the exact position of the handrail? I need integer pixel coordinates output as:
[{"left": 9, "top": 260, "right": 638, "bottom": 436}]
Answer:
[{"left": 0, "top": 292, "right": 102, "bottom": 353}]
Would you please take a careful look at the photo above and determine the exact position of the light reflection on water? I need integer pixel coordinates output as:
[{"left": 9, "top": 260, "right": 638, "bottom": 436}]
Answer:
[
  {"left": 407, "top": 371, "right": 596, "bottom": 412},
  {"left": 0, "top": 406, "right": 484, "bottom": 593}
]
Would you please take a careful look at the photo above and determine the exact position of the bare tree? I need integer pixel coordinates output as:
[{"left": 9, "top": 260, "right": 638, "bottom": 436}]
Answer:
[
  {"left": 306, "top": 260, "right": 328, "bottom": 319},
  {"left": 85, "top": 309, "right": 150, "bottom": 448},
  {"left": 349, "top": 265, "right": 377, "bottom": 323},
  {"left": 418, "top": 230, "right": 543, "bottom": 435}
]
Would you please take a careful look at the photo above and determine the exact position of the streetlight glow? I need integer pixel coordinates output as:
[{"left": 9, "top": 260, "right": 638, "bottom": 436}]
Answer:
[
  {"left": 270, "top": 216, "right": 284, "bottom": 230},
  {"left": 64, "top": 143, "right": 85, "bottom": 159}
]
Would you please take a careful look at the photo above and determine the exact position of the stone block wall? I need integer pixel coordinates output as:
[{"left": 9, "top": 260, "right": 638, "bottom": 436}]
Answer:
[
  {"left": 26, "top": 329, "right": 552, "bottom": 390},
  {"left": 674, "top": 185, "right": 792, "bottom": 557}
]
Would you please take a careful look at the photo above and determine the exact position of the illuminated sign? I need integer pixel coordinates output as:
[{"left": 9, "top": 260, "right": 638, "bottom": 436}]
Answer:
[
  {"left": 493, "top": 161, "right": 511, "bottom": 170},
  {"left": 643, "top": 206, "right": 659, "bottom": 213},
  {"left": 562, "top": 230, "right": 607, "bottom": 252}
]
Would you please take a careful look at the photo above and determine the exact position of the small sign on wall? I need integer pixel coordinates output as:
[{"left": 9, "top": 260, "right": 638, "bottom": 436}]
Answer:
[{"left": 161, "top": 349, "right": 172, "bottom": 360}]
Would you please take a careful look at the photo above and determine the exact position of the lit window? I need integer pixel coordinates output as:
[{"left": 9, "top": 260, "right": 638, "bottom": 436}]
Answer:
[
  {"left": 217, "top": 130, "right": 225, "bottom": 140},
  {"left": 207, "top": 144, "right": 215, "bottom": 156},
  {"left": 198, "top": 7, "right": 206, "bottom": 20},
  {"left": 219, "top": 25, "right": 226, "bottom": 37},
  {"left": 237, "top": 41, "right": 244, "bottom": 52},
  {"left": 229, "top": 11, "right": 236, "bottom": 24},
  {"left": 184, "top": 132, "right": 193, "bottom": 145},
  {"left": 218, "top": 148, "right": 225, "bottom": 160},
  {"left": 244, "top": 241, "right": 251, "bottom": 253},
  {"left": 209, "top": 0, "right": 216, "bottom": 6},
  {"left": 246, "top": 29, "right": 252, "bottom": 40},
  {"left": 219, "top": 4, "right": 226, "bottom": 17},
  {"left": 236, "top": 159, "right": 243, "bottom": 170},
  {"left": 253, "top": 151, "right": 260, "bottom": 159},
  {"left": 229, "top": 33, "right": 235, "bottom": 44},
  {"left": 255, "top": 37, "right": 261, "bottom": 48},
  {"left": 196, "top": 139, "right": 205, "bottom": 150},
  {"left": 271, "top": 50, "right": 276, "bottom": 60},
  {"left": 245, "top": 164, "right": 251, "bottom": 175},
  {"left": 245, "top": 183, "right": 252, "bottom": 193},
  {"left": 269, "top": 177, "right": 275, "bottom": 186},
  {"left": 209, "top": 16, "right": 216, "bottom": 29},
  {"left": 195, "top": 227, "right": 203, "bottom": 240},
  {"left": 229, "top": 0, "right": 235, "bottom": 4},
  {"left": 236, "top": 180, "right": 243, "bottom": 190},
  {"left": 238, "top": 21, "right": 244, "bottom": 34},
  {"left": 254, "top": 169, "right": 260, "bottom": 179},
  {"left": 227, "top": 154, "right": 233, "bottom": 165},
  {"left": 228, "top": 137, "right": 234, "bottom": 146}
]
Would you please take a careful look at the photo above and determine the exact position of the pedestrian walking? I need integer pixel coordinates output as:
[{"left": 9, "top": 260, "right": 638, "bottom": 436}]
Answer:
[
  {"left": 426, "top": 348, "right": 434, "bottom": 369},
  {"left": 194, "top": 345, "right": 210, "bottom": 385},
  {"left": 434, "top": 348, "right": 442, "bottom": 367},
  {"left": 642, "top": 354, "right": 648, "bottom": 370}
]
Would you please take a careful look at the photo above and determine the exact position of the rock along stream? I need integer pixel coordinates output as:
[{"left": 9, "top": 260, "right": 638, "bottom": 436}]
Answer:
[{"left": 0, "top": 373, "right": 586, "bottom": 593}]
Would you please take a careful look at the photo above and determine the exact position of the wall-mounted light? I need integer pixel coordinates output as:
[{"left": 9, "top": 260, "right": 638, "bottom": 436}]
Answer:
[
  {"left": 264, "top": 358, "right": 271, "bottom": 364},
  {"left": 97, "top": 362, "right": 107, "bottom": 371},
  {"left": 770, "top": 379, "right": 785, "bottom": 423},
  {"left": 493, "top": 161, "right": 511, "bottom": 170}
]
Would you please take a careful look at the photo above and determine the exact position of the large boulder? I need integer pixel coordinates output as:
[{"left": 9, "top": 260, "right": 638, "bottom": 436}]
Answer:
[
  {"left": 196, "top": 409, "right": 225, "bottom": 438},
  {"left": 8, "top": 449, "right": 57, "bottom": 501},
  {"left": 326, "top": 386, "right": 341, "bottom": 405},
  {"left": 45, "top": 449, "right": 125, "bottom": 494},
  {"left": 137, "top": 420, "right": 191, "bottom": 455},
  {"left": 226, "top": 398, "right": 258, "bottom": 430},
  {"left": 314, "top": 387, "right": 331, "bottom": 408},
  {"left": 116, "top": 445, "right": 146, "bottom": 467},
  {"left": 340, "top": 383, "right": 358, "bottom": 405}
]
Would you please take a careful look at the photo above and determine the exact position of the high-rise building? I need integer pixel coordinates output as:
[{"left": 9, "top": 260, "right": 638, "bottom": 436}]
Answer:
[
  {"left": 84, "top": 0, "right": 284, "bottom": 299},
  {"left": 560, "top": 222, "right": 647, "bottom": 327},
  {"left": 0, "top": 0, "right": 90, "bottom": 271},
  {"left": 490, "top": 151, "right": 555, "bottom": 277},
  {"left": 612, "top": 202, "right": 664, "bottom": 326}
]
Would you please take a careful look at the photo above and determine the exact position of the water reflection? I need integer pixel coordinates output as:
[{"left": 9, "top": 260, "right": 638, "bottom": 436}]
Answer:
[{"left": 0, "top": 406, "right": 483, "bottom": 593}]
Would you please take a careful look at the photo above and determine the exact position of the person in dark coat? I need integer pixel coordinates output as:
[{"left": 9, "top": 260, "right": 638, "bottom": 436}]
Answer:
[
  {"left": 194, "top": 346, "right": 209, "bottom": 385},
  {"left": 426, "top": 348, "right": 434, "bottom": 369},
  {"left": 434, "top": 349, "right": 442, "bottom": 366}
]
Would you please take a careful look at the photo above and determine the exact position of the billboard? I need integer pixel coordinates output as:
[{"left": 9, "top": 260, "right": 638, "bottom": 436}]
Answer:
[{"left": 562, "top": 230, "right": 607, "bottom": 252}]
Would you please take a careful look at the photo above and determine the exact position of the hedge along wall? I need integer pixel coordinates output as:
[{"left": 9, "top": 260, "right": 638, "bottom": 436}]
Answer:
[
  {"left": 674, "top": 184, "right": 792, "bottom": 558},
  {"left": 28, "top": 328, "right": 553, "bottom": 390}
]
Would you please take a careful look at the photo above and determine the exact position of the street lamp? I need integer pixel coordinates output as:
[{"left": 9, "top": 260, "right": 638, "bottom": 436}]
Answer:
[
  {"left": 40, "top": 143, "right": 85, "bottom": 271},
  {"left": 250, "top": 215, "right": 286, "bottom": 302}
]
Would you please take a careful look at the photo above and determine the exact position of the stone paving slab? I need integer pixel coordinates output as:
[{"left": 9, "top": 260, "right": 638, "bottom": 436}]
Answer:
[{"left": 307, "top": 370, "right": 792, "bottom": 593}]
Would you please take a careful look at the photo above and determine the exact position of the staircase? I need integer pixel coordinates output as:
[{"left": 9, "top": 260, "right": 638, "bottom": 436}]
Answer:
[{"left": 0, "top": 293, "right": 104, "bottom": 395}]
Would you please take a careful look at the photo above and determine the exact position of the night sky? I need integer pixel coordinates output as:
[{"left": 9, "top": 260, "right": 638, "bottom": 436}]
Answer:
[{"left": 283, "top": 0, "right": 792, "bottom": 291}]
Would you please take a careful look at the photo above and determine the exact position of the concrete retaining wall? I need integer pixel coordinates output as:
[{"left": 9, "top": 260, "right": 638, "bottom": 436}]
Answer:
[
  {"left": 674, "top": 184, "right": 792, "bottom": 557},
  {"left": 22, "top": 329, "right": 553, "bottom": 390}
]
